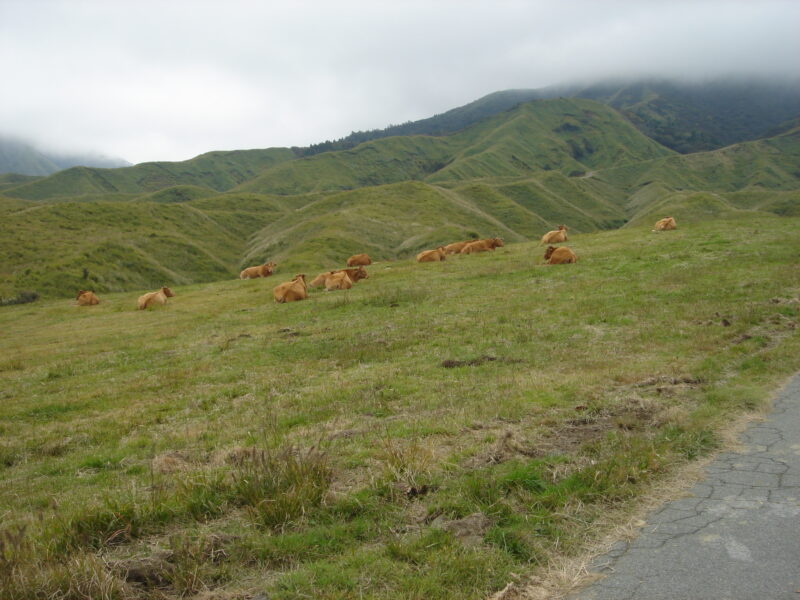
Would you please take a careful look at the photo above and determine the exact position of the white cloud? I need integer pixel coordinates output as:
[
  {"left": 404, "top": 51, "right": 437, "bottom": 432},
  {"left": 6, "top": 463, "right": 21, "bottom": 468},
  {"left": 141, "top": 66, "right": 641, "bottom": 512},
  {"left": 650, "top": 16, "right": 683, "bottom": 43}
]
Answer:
[{"left": 1, "top": 0, "right": 798, "bottom": 164}]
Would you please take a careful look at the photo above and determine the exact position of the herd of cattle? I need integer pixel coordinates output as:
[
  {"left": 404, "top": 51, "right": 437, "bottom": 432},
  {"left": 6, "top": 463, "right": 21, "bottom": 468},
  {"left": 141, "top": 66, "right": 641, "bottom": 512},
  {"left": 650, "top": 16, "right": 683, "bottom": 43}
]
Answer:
[{"left": 74, "top": 216, "right": 676, "bottom": 307}]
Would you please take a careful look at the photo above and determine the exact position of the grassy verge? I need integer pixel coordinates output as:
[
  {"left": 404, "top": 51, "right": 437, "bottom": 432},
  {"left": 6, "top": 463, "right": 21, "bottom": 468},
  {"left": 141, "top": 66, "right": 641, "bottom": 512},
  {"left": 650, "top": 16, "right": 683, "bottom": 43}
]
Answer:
[{"left": 1, "top": 214, "right": 799, "bottom": 599}]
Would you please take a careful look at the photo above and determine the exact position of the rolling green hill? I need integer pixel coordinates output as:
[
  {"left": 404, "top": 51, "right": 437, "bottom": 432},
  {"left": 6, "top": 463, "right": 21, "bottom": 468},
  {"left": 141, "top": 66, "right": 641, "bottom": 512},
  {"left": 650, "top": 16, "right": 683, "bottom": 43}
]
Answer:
[
  {"left": 238, "top": 99, "right": 674, "bottom": 196},
  {"left": 0, "top": 193, "right": 289, "bottom": 298},
  {"left": 4, "top": 148, "right": 296, "bottom": 200},
  {"left": 1, "top": 96, "right": 799, "bottom": 301}
]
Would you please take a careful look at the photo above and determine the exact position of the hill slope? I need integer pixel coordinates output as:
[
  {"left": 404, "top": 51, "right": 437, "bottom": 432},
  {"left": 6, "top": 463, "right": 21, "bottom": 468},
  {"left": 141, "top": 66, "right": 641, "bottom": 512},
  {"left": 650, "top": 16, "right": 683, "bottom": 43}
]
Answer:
[
  {"left": 1, "top": 215, "right": 799, "bottom": 599},
  {"left": 0, "top": 192, "right": 288, "bottom": 298},
  {"left": 239, "top": 99, "right": 674, "bottom": 196}
]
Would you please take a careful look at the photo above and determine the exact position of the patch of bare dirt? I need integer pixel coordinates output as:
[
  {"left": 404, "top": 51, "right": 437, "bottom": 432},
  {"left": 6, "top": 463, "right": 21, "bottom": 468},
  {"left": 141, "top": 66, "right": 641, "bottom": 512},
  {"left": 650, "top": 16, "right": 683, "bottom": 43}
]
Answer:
[
  {"left": 112, "top": 534, "right": 237, "bottom": 593},
  {"left": 464, "top": 390, "right": 677, "bottom": 469},
  {"left": 693, "top": 311, "right": 732, "bottom": 326},
  {"left": 631, "top": 375, "right": 704, "bottom": 388},
  {"left": 432, "top": 512, "right": 493, "bottom": 547},
  {"left": 114, "top": 549, "right": 174, "bottom": 588},
  {"left": 441, "top": 355, "right": 525, "bottom": 368},
  {"left": 151, "top": 450, "right": 195, "bottom": 474}
]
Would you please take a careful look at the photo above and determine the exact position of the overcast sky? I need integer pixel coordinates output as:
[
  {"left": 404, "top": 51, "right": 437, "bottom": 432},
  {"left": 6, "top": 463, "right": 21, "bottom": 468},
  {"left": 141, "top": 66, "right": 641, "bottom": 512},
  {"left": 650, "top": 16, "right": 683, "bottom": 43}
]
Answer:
[{"left": 1, "top": 0, "right": 798, "bottom": 165}]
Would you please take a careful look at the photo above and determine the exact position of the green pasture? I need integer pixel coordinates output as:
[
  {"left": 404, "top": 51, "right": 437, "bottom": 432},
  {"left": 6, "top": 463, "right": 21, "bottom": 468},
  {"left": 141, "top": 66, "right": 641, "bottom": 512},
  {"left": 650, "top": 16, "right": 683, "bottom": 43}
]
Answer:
[{"left": 1, "top": 215, "right": 798, "bottom": 599}]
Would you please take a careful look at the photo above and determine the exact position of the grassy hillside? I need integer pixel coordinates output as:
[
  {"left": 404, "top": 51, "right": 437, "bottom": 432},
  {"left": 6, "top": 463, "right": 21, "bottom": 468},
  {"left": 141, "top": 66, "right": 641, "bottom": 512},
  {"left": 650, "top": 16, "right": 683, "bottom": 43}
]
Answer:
[
  {"left": 0, "top": 193, "right": 289, "bottom": 298},
  {"left": 242, "top": 181, "right": 531, "bottom": 272},
  {"left": 425, "top": 99, "right": 673, "bottom": 183},
  {"left": 238, "top": 136, "right": 457, "bottom": 195},
  {"left": 1, "top": 99, "right": 798, "bottom": 301},
  {"left": 239, "top": 99, "right": 674, "bottom": 196},
  {"left": 4, "top": 148, "right": 296, "bottom": 200},
  {"left": 0, "top": 173, "right": 631, "bottom": 301},
  {"left": 584, "top": 126, "right": 800, "bottom": 225},
  {"left": 1, "top": 215, "right": 798, "bottom": 599}
]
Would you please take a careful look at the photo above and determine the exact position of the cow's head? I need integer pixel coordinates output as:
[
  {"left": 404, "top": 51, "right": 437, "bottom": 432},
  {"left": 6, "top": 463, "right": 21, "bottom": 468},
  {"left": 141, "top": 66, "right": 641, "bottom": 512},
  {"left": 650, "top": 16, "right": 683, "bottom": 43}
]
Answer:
[
  {"left": 76, "top": 290, "right": 87, "bottom": 299},
  {"left": 162, "top": 287, "right": 175, "bottom": 297},
  {"left": 558, "top": 225, "right": 568, "bottom": 231},
  {"left": 543, "top": 246, "right": 556, "bottom": 261},
  {"left": 353, "top": 266, "right": 368, "bottom": 280},
  {"left": 492, "top": 238, "right": 505, "bottom": 248}
]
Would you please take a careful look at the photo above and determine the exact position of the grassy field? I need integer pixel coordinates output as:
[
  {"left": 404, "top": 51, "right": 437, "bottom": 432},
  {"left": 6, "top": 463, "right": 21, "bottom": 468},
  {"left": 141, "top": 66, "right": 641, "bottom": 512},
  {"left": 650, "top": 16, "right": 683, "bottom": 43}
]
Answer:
[{"left": 1, "top": 214, "right": 799, "bottom": 599}]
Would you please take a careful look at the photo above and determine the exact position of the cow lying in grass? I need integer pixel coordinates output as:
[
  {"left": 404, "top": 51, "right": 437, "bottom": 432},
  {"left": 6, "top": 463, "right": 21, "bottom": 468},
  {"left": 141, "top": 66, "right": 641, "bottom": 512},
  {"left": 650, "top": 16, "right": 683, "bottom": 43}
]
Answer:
[
  {"left": 239, "top": 262, "right": 276, "bottom": 279},
  {"left": 543, "top": 245, "right": 577, "bottom": 264},
  {"left": 324, "top": 271, "right": 353, "bottom": 290},
  {"left": 461, "top": 238, "right": 504, "bottom": 254},
  {"left": 347, "top": 253, "right": 372, "bottom": 266},
  {"left": 653, "top": 217, "right": 677, "bottom": 231},
  {"left": 443, "top": 241, "right": 472, "bottom": 255},
  {"left": 273, "top": 274, "right": 307, "bottom": 303},
  {"left": 137, "top": 287, "right": 175, "bottom": 309},
  {"left": 416, "top": 247, "right": 447, "bottom": 262},
  {"left": 310, "top": 267, "right": 368, "bottom": 288},
  {"left": 76, "top": 290, "right": 100, "bottom": 306},
  {"left": 540, "top": 225, "right": 568, "bottom": 245}
]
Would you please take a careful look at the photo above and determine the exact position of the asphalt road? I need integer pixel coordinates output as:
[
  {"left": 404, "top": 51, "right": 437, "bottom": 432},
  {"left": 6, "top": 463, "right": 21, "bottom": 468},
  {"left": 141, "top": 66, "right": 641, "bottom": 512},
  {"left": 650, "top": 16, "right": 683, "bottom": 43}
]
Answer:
[{"left": 570, "top": 374, "right": 800, "bottom": 600}]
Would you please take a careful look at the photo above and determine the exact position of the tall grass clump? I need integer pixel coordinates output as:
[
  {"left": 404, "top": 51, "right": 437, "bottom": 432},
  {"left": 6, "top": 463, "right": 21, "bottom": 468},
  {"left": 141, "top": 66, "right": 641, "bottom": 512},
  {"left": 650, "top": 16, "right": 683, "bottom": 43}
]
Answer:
[
  {"left": 0, "top": 526, "right": 131, "bottom": 600},
  {"left": 230, "top": 445, "right": 332, "bottom": 530}
]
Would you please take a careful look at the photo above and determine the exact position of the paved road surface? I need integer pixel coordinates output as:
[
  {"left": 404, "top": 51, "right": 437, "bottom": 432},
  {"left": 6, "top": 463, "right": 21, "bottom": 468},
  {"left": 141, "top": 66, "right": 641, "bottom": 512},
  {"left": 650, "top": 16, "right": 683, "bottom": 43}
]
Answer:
[{"left": 571, "top": 374, "right": 800, "bottom": 600}]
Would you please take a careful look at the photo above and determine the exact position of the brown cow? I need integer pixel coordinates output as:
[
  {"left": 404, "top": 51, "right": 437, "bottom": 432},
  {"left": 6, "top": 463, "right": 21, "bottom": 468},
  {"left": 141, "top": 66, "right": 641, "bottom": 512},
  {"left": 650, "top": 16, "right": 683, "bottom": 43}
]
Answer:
[
  {"left": 76, "top": 290, "right": 100, "bottom": 306},
  {"left": 540, "top": 225, "right": 568, "bottom": 245},
  {"left": 310, "top": 270, "right": 337, "bottom": 288},
  {"left": 273, "top": 274, "right": 308, "bottom": 303},
  {"left": 653, "top": 217, "right": 677, "bottom": 231},
  {"left": 340, "top": 266, "right": 368, "bottom": 283},
  {"left": 239, "top": 262, "right": 276, "bottom": 279},
  {"left": 543, "top": 245, "right": 577, "bottom": 264},
  {"left": 325, "top": 271, "right": 353, "bottom": 291},
  {"left": 443, "top": 240, "right": 472, "bottom": 255},
  {"left": 310, "top": 266, "right": 368, "bottom": 288},
  {"left": 137, "top": 286, "right": 175, "bottom": 309},
  {"left": 460, "top": 238, "right": 504, "bottom": 254},
  {"left": 416, "top": 247, "right": 447, "bottom": 262},
  {"left": 347, "top": 254, "right": 372, "bottom": 266}
]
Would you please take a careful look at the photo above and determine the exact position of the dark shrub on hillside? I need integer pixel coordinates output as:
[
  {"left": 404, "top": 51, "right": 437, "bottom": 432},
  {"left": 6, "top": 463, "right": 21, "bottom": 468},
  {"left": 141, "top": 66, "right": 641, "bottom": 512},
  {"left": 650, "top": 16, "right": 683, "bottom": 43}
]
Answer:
[{"left": 0, "top": 291, "right": 39, "bottom": 306}]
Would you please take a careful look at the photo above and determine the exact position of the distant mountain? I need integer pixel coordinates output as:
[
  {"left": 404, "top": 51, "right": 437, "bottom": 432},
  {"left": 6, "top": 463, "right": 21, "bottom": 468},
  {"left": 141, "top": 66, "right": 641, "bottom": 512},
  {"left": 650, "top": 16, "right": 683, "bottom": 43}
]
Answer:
[
  {"left": 0, "top": 136, "right": 131, "bottom": 176},
  {"left": 300, "top": 78, "right": 800, "bottom": 155},
  {"left": 3, "top": 147, "right": 296, "bottom": 200}
]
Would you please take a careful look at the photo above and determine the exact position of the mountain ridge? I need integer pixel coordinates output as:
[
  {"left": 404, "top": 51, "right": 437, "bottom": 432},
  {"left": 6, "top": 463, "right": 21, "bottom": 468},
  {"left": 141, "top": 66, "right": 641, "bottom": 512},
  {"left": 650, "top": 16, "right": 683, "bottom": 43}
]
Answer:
[{"left": 299, "top": 77, "right": 800, "bottom": 156}]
